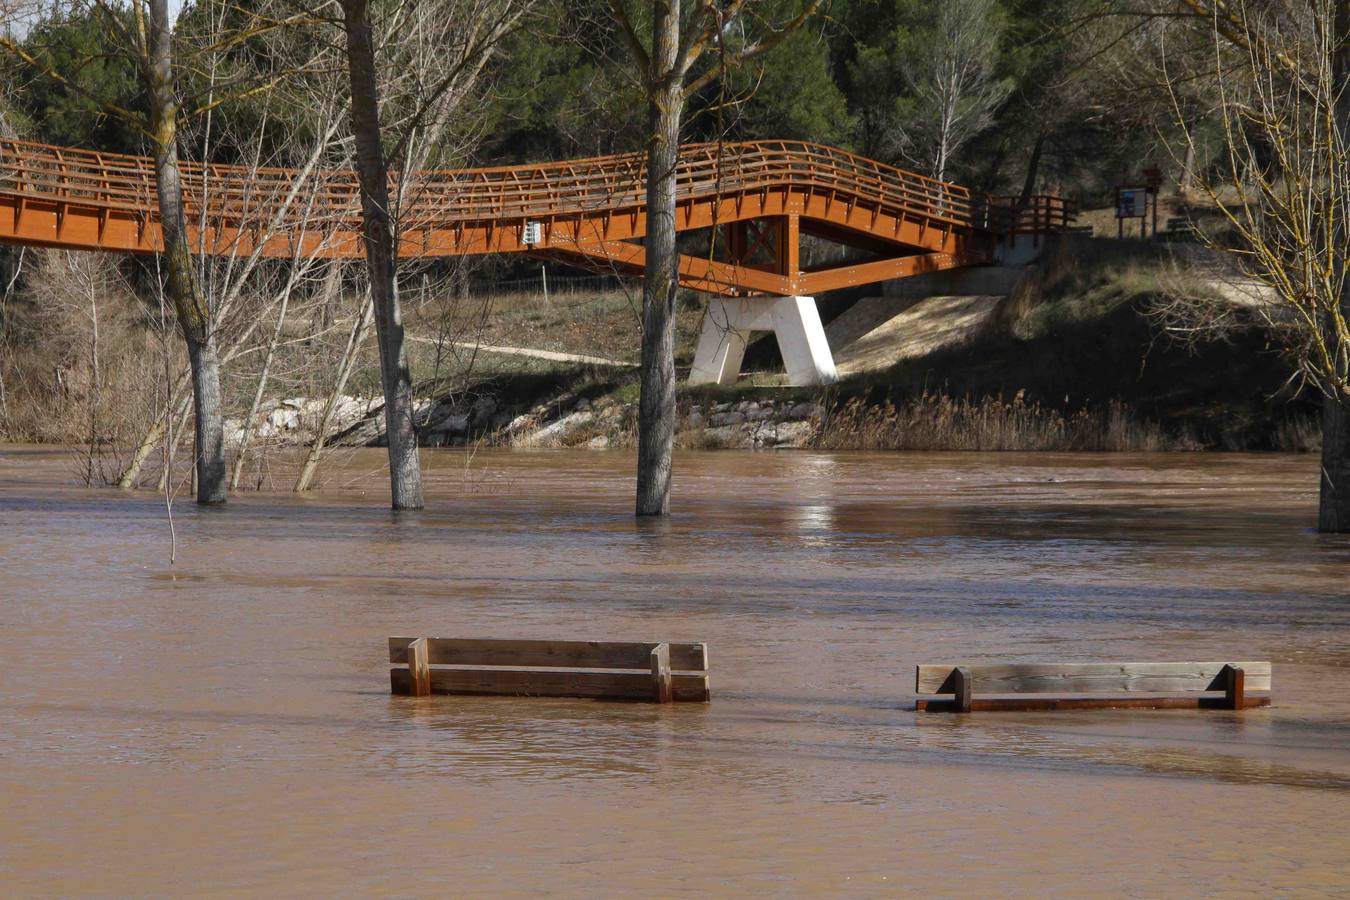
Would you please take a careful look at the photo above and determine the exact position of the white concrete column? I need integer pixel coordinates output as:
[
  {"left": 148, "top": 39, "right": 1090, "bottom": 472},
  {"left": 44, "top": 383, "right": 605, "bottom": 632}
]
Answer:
[
  {"left": 770, "top": 296, "right": 837, "bottom": 386},
  {"left": 688, "top": 296, "right": 836, "bottom": 387},
  {"left": 688, "top": 297, "right": 752, "bottom": 385}
]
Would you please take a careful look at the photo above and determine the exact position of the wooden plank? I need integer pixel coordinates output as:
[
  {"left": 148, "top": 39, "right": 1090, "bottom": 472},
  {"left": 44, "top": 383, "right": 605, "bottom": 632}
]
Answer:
[
  {"left": 408, "top": 637, "right": 431, "bottom": 697},
  {"left": 953, "top": 666, "right": 972, "bottom": 713},
  {"left": 389, "top": 637, "right": 707, "bottom": 671},
  {"left": 917, "top": 695, "right": 1272, "bottom": 712},
  {"left": 915, "top": 662, "right": 1272, "bottom": 694},
  {"left": 389, "top": 666, "right": 710, "bottom": 702},
  {"left": 651, "top": 643, "right": 672, "bottom": 704},
  {"left": 1224, "top": 665, "right": 1244, "bottom": 711}
]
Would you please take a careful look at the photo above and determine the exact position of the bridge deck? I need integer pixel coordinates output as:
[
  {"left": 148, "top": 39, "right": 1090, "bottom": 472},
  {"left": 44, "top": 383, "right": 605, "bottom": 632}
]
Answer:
[{"left": 0, "top": 139, "right": 1072, "bottom": 295}]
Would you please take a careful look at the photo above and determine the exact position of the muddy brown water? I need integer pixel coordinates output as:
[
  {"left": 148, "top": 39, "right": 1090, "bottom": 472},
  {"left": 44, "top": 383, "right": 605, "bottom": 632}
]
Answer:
[{"left": 1, "top": 446, "right": 1348, "bottom": 895}]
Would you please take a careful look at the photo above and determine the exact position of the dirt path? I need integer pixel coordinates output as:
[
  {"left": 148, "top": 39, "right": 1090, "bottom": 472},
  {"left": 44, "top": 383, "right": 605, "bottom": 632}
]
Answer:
[{"left": 410, "top": 336, "right": 636, "bottom": 368}]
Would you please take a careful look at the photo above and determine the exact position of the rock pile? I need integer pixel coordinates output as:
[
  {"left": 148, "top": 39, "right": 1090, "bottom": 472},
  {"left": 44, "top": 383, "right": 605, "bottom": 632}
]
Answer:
[
  {"left": 500, "top": 395, "right": 824, "bottom": 449},
  {"left": 693, "top": 400, "right": 822, "bottom": 449},
  {"left": 225, "top": 391, "right": 826, "bottom": 451},
  {"left": 223, "top": 396, "right": 375, "bottom": 449}
]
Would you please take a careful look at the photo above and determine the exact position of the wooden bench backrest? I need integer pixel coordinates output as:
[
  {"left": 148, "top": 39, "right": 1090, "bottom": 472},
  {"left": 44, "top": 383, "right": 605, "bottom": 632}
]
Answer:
[
  {"left": 389, "top": 637, "right": 707, "bottom": 671},
  {"left": 388, "top": 637, "right": 710, "bottom": 702},
  {"left": 916, "top": 661, "right": 1272, "bottom": 694}
]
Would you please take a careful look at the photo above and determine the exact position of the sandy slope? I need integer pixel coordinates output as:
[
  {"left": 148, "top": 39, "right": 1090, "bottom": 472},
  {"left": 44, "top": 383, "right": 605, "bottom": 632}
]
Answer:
[{"left": 828, "top": 294, "right": 1003, "bottom": 376}]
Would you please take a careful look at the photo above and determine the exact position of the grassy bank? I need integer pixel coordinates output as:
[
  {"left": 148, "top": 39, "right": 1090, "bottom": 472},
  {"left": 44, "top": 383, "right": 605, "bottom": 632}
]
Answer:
[
  {"left": 818, "top": 236, "right": 1317, "bottom": 452},
  {"left": 387, "top": 236, "right": 1317, "bottom": 453},
  {"left": 0, "top": 237, "right": 1320, "bottom": 465}
]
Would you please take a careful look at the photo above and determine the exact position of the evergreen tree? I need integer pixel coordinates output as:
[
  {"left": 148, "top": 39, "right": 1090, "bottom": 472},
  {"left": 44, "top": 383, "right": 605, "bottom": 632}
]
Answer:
[{"left": 19, "top": 7, "right": 143, "bottom": 152}]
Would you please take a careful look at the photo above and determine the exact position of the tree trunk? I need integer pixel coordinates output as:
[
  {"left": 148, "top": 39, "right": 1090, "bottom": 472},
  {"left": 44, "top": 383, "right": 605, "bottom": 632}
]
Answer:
[
  {"left": 1322, "top": 0, "right": 1350, "bottom": 533},
  {"left": 146, "top": 0, "right": 226, "bottom": 505},
  {"left": 186, "top": 333, "right": 226, "bottom": 499},
  {"left": 1178, "top": 139, "right": 1197, "bottom": 198},
  {"left": 230, "top": 279, "right": 292, "bottom": 490},
  {"left": 1320, "top": 395, "right": 1350, "bottom": 532},
  {"left": 295, "top": 296, "right": 375, "bottom": 492},
  {"left": 1018, "top": 131, "right": 1044, "bottom": 204},
  {"left": 342, "top": 0, "right": 424, "bottom": 510},
  {"left": 119, "top": 375, "right": 189, "bottom": 489},
  {"left": 635, "top": 2, "right": 684, "bottom": 518}
]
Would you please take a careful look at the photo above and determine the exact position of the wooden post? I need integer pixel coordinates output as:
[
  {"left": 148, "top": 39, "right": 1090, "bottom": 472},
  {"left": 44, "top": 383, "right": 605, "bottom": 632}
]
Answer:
[
  {"left": 650, "top": 642, "right": 672, "bottom": 704},
  {"left": 727, "top": 221, "right": 748, "bottom": 266},
  {"left": 953, "top": 666, "right": 972, "bottom": 713},
  {"left": 1222, "top": 664, "right": 1245, "bottom": 710},
  {"left": 776, "top": 215, "right": 800, "bottom": 279},
  {"left": 409, "top": 637, "right": 431, "bottom": 697}
]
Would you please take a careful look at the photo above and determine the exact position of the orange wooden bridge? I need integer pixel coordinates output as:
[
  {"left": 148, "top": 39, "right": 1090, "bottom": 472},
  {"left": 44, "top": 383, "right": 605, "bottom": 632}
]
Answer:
[
  {"left": 0, "top": 138, "right": 1072, "bottom": 295},
  {"left": 0, "top": 138, "right": 1073, "bottom": 383}
]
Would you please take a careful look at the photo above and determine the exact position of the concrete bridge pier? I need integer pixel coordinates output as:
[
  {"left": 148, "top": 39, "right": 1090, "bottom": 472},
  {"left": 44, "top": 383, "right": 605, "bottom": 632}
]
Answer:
[{"left": 688, "top": 295, "right": 837, "bottom": 387}]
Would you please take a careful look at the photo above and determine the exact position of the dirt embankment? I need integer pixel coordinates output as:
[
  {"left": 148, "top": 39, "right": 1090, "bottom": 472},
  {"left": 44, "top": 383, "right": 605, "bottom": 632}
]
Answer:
[
  {"left": 0, "top": 235, "right": 1319, "bottom": 457},
  {"left": 448, "top": 235, "right": 1316, "bottom": 453}
]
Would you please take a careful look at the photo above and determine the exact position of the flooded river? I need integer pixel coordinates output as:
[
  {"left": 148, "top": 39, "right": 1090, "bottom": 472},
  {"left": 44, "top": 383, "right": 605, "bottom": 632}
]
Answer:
[{"left": 1, "top": 446, "right": 1348, "bottom": 895}]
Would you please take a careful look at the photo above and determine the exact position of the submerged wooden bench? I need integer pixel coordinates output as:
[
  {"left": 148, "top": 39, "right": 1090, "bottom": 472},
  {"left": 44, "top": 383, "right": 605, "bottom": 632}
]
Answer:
[
  {"left": 915, "top": 661, "right": 1271, "bottom": 712},
  {"left": 389, "top": 637, "right": 710, "bottom": 703}
]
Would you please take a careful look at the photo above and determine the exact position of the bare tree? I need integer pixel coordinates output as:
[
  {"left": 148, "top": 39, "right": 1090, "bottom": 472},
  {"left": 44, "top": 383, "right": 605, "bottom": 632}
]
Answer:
[
  {"left": 604, "top": 0, "right": 824, "bottom": 517},
  {"left": 16, "top": 251, "right": 152, "bottom": 479},
  {"left": 1165, "top": 0, "right": 1350, "bottom": 531},
  {"left": 293, "top": 282, "right": 373, "bottom": 491},
  {"left": 0, "top": 0, "right": 314, "bottom": 503},
  {"left": 298, "top": 0, "right": 533, "bottom": 510},
  {"left": 143, "top": 0, "right": 231, "bottom": 502},
  {"left": 893, "top": 0, "right": 1014, "bottom": 184}
]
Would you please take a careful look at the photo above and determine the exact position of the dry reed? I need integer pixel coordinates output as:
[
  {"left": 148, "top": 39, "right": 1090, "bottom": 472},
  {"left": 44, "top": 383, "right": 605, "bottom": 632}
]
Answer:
[{"left": 814, "top": 392, "right": 1195, "bottom": 452}]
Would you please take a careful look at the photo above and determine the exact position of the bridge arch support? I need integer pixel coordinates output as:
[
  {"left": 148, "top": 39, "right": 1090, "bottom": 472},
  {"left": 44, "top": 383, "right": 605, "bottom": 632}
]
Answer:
[{"left": 688, "top": 295, "right": 837, "bottom": 387}]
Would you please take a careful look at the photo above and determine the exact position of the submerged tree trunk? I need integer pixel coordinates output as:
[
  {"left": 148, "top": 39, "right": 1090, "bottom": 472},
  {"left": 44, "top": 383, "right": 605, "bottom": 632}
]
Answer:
[
  {"left": 230, "top": 285, "right": 291, "bottom": 490},
  {"left": 146, "top": 0, "right": 226, "bottom": 504},
  {"left": 295, "top": 296, "right": 375, "bottom": 492},
  {"left": 119, "top": 376, "right": 189, "bottom": 489},
  {"left": 1322, "top": 1, "right": 1350, "bottom": 533},
  {"left": 635, "top": 3, "right": 684, "bottom": 518},
  {"left": 1320, "top": 395, "right": 1350, "bottom": 532},
  {"left": 341, "top": 0, "right": 424, "bottom": 510}
]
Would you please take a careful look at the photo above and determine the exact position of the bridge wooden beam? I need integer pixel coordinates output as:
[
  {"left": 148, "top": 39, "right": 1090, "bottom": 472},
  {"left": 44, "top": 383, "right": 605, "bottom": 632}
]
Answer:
[
  {"left": 540, "top": 240, "right": 785, "bottom": 295},
  {"left": 548, "top": 240, "right": 978, "bottom": 296},
  {"left": 794, "top": 250, "right": 975, "bottom": 294},
  {"left": 1, "top": 185, "right": 981, "bottom": 261}
]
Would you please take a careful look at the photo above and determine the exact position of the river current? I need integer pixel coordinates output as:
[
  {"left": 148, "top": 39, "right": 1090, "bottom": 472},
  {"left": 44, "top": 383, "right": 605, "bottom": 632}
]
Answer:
[{"left": 1, "top": 446, "right": 1347, "bottom": 894}]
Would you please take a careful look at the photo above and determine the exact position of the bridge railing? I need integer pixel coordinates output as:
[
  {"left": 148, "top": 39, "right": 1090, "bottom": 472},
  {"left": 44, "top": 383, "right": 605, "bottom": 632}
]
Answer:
[
  {"left": 0, "top": 137, "right": 1071, "bottom": 241},
  {"left": 986, "top": 195, "right": 1079, "bottom": 234},
  {"left": 400, "top": 141, "right": 985, "bottom": 231}
]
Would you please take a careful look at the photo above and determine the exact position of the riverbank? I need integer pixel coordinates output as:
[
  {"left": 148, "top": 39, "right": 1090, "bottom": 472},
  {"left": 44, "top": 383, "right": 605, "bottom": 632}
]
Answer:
[
  {"left": 274, "top": 235, "right": 1323, "bottom": 456},
  {"left": 0, "top": 237, "right": 1320, "bottom": 472}
]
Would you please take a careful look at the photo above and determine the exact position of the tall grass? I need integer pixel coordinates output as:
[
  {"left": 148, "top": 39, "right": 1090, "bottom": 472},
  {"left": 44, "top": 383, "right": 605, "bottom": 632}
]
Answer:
[
  {"left": 815, "top": 392, "right": 1195, "bottom": 452},
  {"left": 997, "top": 235, "right": 1219, "bottom": 340}
]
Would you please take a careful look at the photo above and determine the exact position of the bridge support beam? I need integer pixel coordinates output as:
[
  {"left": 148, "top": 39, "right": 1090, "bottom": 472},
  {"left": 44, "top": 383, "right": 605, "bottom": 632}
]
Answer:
[{"left": 689, "top": 296, "right": 837, "bottom": 387}]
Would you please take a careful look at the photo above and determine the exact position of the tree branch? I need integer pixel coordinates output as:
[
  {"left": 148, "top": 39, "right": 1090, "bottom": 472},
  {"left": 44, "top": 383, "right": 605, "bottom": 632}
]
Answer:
[
  {"left": 0, "top": 34, "right": 150, "bottom": 135},
  {"left": 607, "top": 0, "right": 651, "bottom": 74},
  {"left": 681, "top": 0, "right": 824, "bottom": 98}
]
